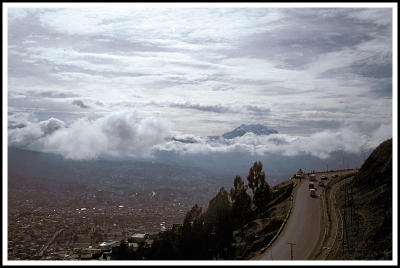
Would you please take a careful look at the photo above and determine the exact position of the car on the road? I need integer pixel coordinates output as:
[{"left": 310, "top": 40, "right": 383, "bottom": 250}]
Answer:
[
  {"left": 320, "top": 175, "right": 328, "bottom": 180},
  {"left": 295, "top": 174, "right": 303, "bottom": 179},
  {"left": 309, "top": 174, "right": 316, "bottom": 181},
  {"left": 318, "top": 181, "right": 324, "bottom": 187},
  {"left": 309, "top": 182, "right": 315, "bottom": 189},
  {"left": 332, "top": 174, "right": 339, "bottom": 178},
  {"left": 310, "top": 188, "right": 316, "bottom": 197}
]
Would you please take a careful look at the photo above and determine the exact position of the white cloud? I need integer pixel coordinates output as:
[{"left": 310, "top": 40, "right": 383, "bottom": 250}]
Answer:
[
  {"left": 37, "top": 8, "right": 283, "bottom": 43},
  {"left": 7, "top": 7, "right": 393, "bottom": 139},
  {"left": 8, "top": 108, "right": 392, "bottom": 161},
  {"left": 8, "top": 117, "right": 66, "bottom": 148},
  {"left": 8, "top": 110, "right": 171, "bottom": 160},
  {"left": 367, "top": 124, "right": 392, "bottom": 148},
  {"left": 157, "top": 125, "right": 392, "bottom": 159}
]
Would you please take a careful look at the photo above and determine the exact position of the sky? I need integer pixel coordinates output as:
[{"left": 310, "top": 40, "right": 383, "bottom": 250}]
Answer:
[{"left": 5, "top": 4, "right": 395, "bottom": 160}]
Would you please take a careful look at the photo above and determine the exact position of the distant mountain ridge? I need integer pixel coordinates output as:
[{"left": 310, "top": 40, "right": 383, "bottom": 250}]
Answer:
[
  {"left": 7, "top": 147, "right": 231, "bottom": 189},
  {"left": 221, "top": 124, "right": 278, "bottom": 139}
]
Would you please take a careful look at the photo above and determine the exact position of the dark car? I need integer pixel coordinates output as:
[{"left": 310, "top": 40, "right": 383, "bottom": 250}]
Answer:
[{"left": 318, "top": 181, "right": 324, "bottom": 187}]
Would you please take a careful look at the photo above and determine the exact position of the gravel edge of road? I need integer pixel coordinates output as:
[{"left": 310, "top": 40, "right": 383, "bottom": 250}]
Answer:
[
  {"left": 308, "top": 182, "right": 328, "bottom": 260},
  {"left": 251, "top": 178, "right": 302, "bottom": 260},
  {"left": 311, "top": 172, "right": 357, "bottom": 260}
]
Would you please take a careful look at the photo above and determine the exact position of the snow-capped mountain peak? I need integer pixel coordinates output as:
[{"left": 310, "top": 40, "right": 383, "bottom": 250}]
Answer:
[{"left": 221, "top": 124, "right": 278, "bottom": 139}]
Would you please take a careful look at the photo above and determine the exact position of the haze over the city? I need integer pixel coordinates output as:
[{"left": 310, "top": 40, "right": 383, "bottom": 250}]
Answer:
[{"left": 7, "top": 6, "right": 393, "bottom": 161}]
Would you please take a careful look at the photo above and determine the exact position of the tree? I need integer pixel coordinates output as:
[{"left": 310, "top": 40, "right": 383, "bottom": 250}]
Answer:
[
  {"left": 205, "top": 187, "right": 233, "bottom": 259},
  {"left": 205, "top": 187, "right": 231, "bottom": 226},
  {"left": 183, "top": 204, "right": 203, "bottom": 228},
  {"left": 181, "top": 204, "right": 207, "bottom": 259},
  {"left": 230, "top": 176, "right": 251, "bottom": 228},
  {"left": 246, "top": 161, "right": 271, "bottom": 215}
]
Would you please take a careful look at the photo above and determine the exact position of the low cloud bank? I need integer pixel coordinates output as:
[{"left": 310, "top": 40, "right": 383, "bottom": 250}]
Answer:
[
  {"left": 8, "top": 117, "right": 66, "bottom": 148},
  {"left": 157, "top": 124, "right": 392, "bottom": 159},
  {"left": 8, "top": 110, "right": 170, "bottom": 160},
  {"left": 8, "top": 110, "right": 391, "bottom": 161}
]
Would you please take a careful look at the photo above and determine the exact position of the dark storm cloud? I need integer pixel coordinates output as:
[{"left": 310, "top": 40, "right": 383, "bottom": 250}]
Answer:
[
  {"left": 8, "top": 123, "right": 26, "bottom": 129},
  {"left": 364, "top": 80, "right": 393, "bottom": 99},
  {"left": 169, "top": 102, "right": 271, "bottom": 115},
  {"left": 242, "top": 105, "right": 271, "bottom": 114},
  {"left": 72, "top": 100, "right": 90, "bottom": 109},
  {"left": 225, "top": 8, "right": 384, "bottom": 69},
  {"left": 318, "top": 51, "right": 392, "bottom": 80},
  {"left": 27, "top": 90, "right": 80, "bottom": 98},
  {"left": 351, "top": 62, "right": 392, "bottom": 79},
  {"left": 169, "top": 102, "right": 236, "bottom": 114}
]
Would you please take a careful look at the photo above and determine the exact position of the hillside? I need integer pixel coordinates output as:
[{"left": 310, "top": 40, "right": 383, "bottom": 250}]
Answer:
[
  {"left": 334, "top": 138, "right": 392, "bottom": 260},
  {"left": 8, "top": 147, "right": 231, "bottom": 193},
  {"left": 351, "top": 138, "right": 392, "bottom": 259}
]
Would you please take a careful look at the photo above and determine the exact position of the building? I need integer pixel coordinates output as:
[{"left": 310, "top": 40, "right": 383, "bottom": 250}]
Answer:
[
  {"left": 129, "top": 233, "right": 149, "bottom": 243},
  {"left": 99, "top": 240, "right": 119, "bottom": 251}
]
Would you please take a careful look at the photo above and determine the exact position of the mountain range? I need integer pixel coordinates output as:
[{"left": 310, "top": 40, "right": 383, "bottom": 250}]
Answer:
[{"left": 208, "top": 124, "right": 278, "bottom": 140}]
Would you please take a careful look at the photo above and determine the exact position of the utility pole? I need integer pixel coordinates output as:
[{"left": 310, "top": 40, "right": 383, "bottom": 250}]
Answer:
[
  {"left": 342, "top": 187, "right": 345, "bottom": 253},
  {"left": 342, "top": 157, "right": 345, "bottom": 171},
  {"left": 350, "top": 185, "right": 353, "bottom": 228},
  {"left": 350, "top": 184, "right": 356, "bottom": 238},
  {"left": 288, "top": 242, "right": 296, "bottom": 260},
  {"left": 342, "top": 185, "right": 350, "bottom": 254}
]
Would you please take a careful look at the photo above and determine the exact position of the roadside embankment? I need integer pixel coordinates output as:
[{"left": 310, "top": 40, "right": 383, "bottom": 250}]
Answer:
[{"left": 312, "top": 171, "right": 357, "bottom": 260}]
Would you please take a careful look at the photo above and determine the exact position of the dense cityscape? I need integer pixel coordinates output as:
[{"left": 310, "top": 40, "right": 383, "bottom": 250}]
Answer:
[{"left": 8, "top": 172, "right": 211, "bottom": 260}]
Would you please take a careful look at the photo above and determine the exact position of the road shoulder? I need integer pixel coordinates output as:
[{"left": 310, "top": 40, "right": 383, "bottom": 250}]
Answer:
[{"left": 251, "top": 178, "right": 303, "bottom": 260}]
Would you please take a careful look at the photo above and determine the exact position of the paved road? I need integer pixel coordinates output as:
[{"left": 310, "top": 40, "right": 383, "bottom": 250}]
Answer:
[
  {"left": 260, "top": 177, "right": 323, "bottom": 260},
  {"left": 38, "top": 229, "right": 64, "bottom": 257}
]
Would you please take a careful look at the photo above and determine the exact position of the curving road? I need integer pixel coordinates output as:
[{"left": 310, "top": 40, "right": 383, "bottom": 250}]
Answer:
[
  {"left": 257, "top": 170, "right": 357, "bottom": 260},
  {"left": 260, "top": 178, "right": 322, "bottom": 260}
]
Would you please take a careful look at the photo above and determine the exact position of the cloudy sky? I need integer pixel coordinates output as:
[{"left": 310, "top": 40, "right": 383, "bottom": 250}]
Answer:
[{"left": 6, "top": 5, "right": 395, "bottom": 160}]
